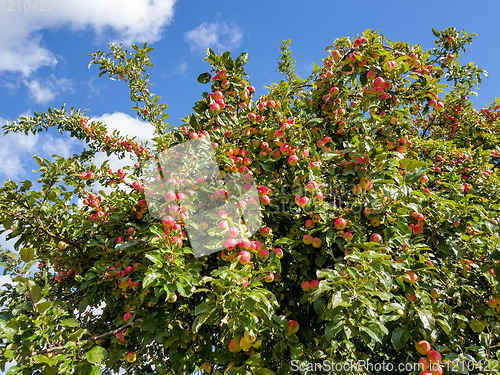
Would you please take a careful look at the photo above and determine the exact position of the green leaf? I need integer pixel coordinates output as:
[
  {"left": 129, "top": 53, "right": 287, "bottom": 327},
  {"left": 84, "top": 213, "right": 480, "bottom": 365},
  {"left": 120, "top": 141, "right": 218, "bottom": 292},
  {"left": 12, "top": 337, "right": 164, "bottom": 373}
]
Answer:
[
  {"left": 432, "top": 28, "right": 440, "bottom": 37},
  {"left": 90, "top": 365, "right": 102, "bottom": 375},
  {"left": 416, "top": 308, "right": 435, "bottom": 330},
  {"left": 27, "top": 280, "right": 42, "bottom": 304},
  {"left": 399, "top": 158, "right": 427, "bottom": 171},
  {"left": 235, "top": 53, "right": 249, "bottom": 67},
  {"left": 145, "top": 253, "right": 164, "bottom": 267},
  {"left": 5, "top": 366, "right": 20, "bottom": 375},
  {"left": 86, "top": 346, "right": 107, "bottom": 365},
  {"left": 391, "top": 328, "right": 410, "bottom": 350},
  {"left": 20, "top": 247, "right": 35, "bottom": 262},
  {"left": 197, "top": 73, "right": 211, "bottom": 84},
  {"left": 60, "top": 318, "right": 80, "bottom": 328},
  {"left": 437, "top": 318, "right": 451, "bottom": 335},
  {"left": 6, "top": 252, "right": 19, "bottom": 261},
  {"left": 143, "top": 272, "right": 161, "bottom": 289},
  {"left": 3, "top": 217, "right": 14, "bottom": 230}
]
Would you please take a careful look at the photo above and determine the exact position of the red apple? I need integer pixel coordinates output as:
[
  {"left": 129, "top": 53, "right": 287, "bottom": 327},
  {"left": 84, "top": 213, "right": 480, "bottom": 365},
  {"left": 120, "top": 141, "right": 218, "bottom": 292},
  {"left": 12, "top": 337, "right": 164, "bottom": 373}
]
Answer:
[
  {"left": 309, "top": 280, "right": 319, "bottom": 290},
  {"left": 238, "top": 251, "right": 251, "bottom": 265},
  {"left": 418, "top": 357, "right": 430, "bottom": 370},
  {"left": 288, "top": 320, "right": 299, "bottom": 334},
  {"left": 334, "top": 218, "right": 347, "bottom": 230},
  {"left": 416, "top": 340, "right": 432, "bottom": 355},
  {"left": 298, "top": 196, "right": 309, "bottom": 208},
  {"left": 370, "top": 233, "right": 383, "bottom": 242},
  {"left": 228, "top": 226, "right": 239, "bottom": 238}
]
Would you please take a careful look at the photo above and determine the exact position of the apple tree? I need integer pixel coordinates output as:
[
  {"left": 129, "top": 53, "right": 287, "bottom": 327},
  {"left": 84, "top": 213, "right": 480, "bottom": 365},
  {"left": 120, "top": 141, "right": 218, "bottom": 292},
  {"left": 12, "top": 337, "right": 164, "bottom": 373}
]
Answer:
[{"left": 1, "top": 27, "right": 500, "bottom": 374}]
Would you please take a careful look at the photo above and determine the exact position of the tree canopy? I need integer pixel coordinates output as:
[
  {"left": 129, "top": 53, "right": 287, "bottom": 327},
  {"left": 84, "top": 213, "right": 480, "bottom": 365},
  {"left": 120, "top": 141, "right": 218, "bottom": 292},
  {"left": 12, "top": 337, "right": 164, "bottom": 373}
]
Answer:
[{"left": 1, "top": 27, "right": 500, "bottom": 375}]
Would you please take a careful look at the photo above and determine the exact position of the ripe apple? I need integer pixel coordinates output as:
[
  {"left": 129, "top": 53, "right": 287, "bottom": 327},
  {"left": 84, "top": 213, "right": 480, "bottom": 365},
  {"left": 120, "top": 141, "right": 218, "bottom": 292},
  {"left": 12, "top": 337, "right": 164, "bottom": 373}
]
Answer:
[
  {"left": 416, "top": 340, "right": 432, "bottom": 355},
  {"left": 58, "top": 241, "right": 68, "bottom": 249},
  {"left": 258, "top": 248, "right": 269, "bottom": 260},
  {"left": 126, "top": 352, "right": 136, "bottom": 363},
  {"left": 419, "top": 175, "right": 429, "bottom": 183},
  {"left": 343, "top": 232, "right": 353, "bottom": 240},
  {"left": 274, "top": 248, "right": 284, "bottom": 258},
  {"left": 370, "top": 217, "right": 381, "bottom": 227},
  {"left": 488, "top": 298, "right": 497, "bottom": 308},
  {"left": 225, "top": 238, "right": 237, "bottom": 251},
  {"left": 352, "top": 184, "right": 362, "bottom": 194},
  {"left": 405, "top": 271, "right": 418, "bottom": 284},
  {"left": 210, "top": 102, "right": 220, "bottom": 113},
  {"left": 430, "top": 364, "right": 443, "bottom": 375},
  {"left": 301, "top": 281, "right": 310, "bottom": 292},
  {"left": 334, "top": 218, "right": 347, "bottom": 230},
  {"left": 288, "top": 320, "right": 299, "bottom": 334},
  {"left": 331, "top": 49, "right": 341, "bottom": 60},
  {"left": 123, "top": 312, "right": 132, "bottom": 322},
  {"left": 251, "top": 339, "right": 262, "bottom": 349},
  {"left": 238, "top": 251, "right": 251, "bottom": 265},
  {"left": 298, "top": 196, "right": 309, "bottom": 208},
  {"left": 260, "top": 227, "right": 271, "bottom": 237},
  {"left": 370, "top": 233, "right": 383, "bottom": 242},
  {"left": 228, "top": 338, "right": 241, "bottom": 353},
  {"left": 427, "top": 350, "right": 441, "bottom": 363},
  {"left": 265, "top": 272, "right": 274, "bottom": 283},
  {"left": 239, "top": 337, "right": 252, "bottom": 351},
  {"left": 303, "top": 234, "right": 313, "bottom": 245},
  {"left": 288, "top": 155, "right": 299, "bottom": 166},
  {"left": 228, "top": 227, "right": 239, "bottom": 238},
  {"left": 359, "top": 177, "right": 371, "bottom": 189},
  {"left": 312, "top": 237, "right": 322, "bottom": 248},
  {"left": 309, "top": 280, "right": 319, "bottom": 290},
  {"left": 418, "top": 357, "right": 430, "bottom": 370}
]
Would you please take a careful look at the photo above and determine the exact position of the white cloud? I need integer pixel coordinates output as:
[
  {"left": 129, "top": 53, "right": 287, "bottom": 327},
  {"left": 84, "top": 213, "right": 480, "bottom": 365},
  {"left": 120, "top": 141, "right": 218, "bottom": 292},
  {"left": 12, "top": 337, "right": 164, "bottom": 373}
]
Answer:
[
  {"left": 0, "top": 116, "right": 79, "bottom": 180},
  {"left": 175, "top": 61, "right": 188, "bottom": 75},
  {"left": 23, "top": 75, "right": 73, "bottom": 105},
  {"left": 92, "top": 111, "right": 155, "bottom": 143},
  {"left": 0, "top": 275, "right": 14, "bottom": 290},
  {"left": 185, "top": 22, "right": 243, "bottom": 54},
  {"left": 0, "top": 0, "right": 177, "bottom": 75}
]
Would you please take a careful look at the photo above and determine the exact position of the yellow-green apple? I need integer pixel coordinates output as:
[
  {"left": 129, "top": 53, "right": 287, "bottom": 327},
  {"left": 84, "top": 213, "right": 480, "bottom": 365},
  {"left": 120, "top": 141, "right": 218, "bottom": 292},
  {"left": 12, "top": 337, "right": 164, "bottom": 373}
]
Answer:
[
  {"left": 303, "top": 234, "right": 313, "bottom": 245},
  {"left": 301, "top": 281, "right": 310, "bottom": 292},
  {"left": 126, "top": 352, "right": 136, "bottom": 363},
  {"left": 312, "top": 237, "right": 322, "bottom": 248},
  {"left": 431, "top": 288, "right": 441, "bottom": 298}
]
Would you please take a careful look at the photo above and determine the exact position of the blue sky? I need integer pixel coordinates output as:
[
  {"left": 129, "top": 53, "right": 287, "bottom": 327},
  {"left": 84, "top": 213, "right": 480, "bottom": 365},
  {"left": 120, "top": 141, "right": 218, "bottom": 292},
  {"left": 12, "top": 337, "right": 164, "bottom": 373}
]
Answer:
[{"left": 1, "top": 0, "right": 500, "bottom": 372}]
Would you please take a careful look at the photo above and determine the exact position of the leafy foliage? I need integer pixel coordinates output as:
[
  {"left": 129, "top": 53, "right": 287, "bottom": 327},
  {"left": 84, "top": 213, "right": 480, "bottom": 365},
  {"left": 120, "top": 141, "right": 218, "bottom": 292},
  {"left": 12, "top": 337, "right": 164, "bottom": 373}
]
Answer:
[{"left": 1, "top": 28, "right": 500, "bottom": 374}]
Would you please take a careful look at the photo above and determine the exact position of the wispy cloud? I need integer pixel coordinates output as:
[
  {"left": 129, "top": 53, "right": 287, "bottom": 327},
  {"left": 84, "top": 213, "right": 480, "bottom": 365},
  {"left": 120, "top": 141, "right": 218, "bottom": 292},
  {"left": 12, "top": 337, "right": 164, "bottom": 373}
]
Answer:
[
  {"left": 23, "top": 75, "right": 73, "bottom": 105},
  {"left": 0, "top": 116, "right": 78, "bottom": 180},
  {"left": 0, "top": 0, "right": 177, "bottom": 76},
  {"left": 185, "top": 22, "right": 243, "bottom": 54},
  {"left": 175, "top": 61, "right": 188, "bottom": 76}
]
